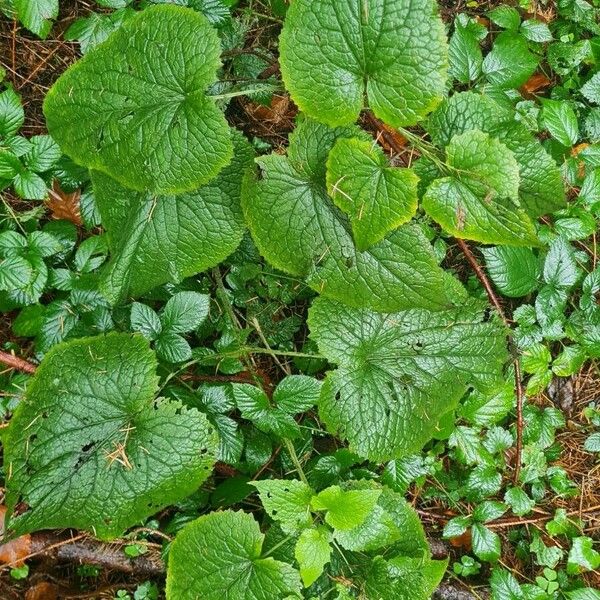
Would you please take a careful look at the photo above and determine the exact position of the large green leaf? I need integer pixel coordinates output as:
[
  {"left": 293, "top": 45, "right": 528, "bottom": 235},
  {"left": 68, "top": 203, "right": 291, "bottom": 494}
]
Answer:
[
  {"left": 93, "top": 132, "right": 253, "bottom": 303},
  {"left": 4, "top": 334, "right": 217, "bottom": 539},
  {"left": 326, "top": 137, "right": 418, "bottom": 250},
  {"left": 308, "top": 297, "right": 508, "bottom": 461},
  {"left": 279, "top": 0, "right": 448, "bottom": 127},
  {"left": 423, "top": 129, "right": 539, "bottom": 246},
  {"left": 427, "top": 92, "right": 566, "bottom": 217},
  {"left": 242, "top": 117, "right": 459, "bottom": 312},
  {"left": 166, "top": 510, "right": 302, "bottom": 599},
  {"left": 43, "top": 5, "right": 233, "bottom": 194}
]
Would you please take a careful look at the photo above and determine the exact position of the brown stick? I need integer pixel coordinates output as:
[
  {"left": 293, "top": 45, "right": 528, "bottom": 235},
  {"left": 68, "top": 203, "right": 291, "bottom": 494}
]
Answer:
[
  {"left": 0, "top": 350, "right": 36, "bottom": 374},
  {"left": 455, "top": 239, "right": 524, "bottom": 484}
]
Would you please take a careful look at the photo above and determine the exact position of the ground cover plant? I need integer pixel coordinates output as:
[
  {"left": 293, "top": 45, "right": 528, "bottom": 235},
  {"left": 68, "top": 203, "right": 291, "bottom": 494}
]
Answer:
[{"left": 0, "top": 0, "right": 600, "bottom": 598}]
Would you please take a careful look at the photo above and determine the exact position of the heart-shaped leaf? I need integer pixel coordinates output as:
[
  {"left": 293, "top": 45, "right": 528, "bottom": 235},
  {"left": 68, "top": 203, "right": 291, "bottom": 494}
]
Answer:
[
  {"left": 4, "top": 333, "right": 217, "bottom": 540},
  {"left": 43, "top": 5, "right": 233, "bottom": 194}
]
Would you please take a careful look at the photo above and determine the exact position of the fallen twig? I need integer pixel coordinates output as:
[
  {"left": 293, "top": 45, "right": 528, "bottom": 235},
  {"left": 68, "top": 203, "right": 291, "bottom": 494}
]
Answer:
[{"left": 0, "top": 350, "right": 36, "bottom": 374}]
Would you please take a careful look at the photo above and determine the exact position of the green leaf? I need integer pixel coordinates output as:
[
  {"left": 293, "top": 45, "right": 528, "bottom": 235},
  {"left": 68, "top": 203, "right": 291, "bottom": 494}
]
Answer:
[
  {"left": 155, "top": 331, "right": 192, "bottom": 363},
  {"left": 13, "top": 170, "right": 48, "bottom": 200},
  {"left": 568, "top": 537, "right": 600, "bottom": 574},
  {"left": 423, "top": 130, "right": 539, "bottom": 246},
  {"left": 443, "top": 516, "right": 471, "bottom": 539},
  {"left": 294, "top": 526, "right": 332, "bottom": 587},
  {"left": 232, "top": 383, "right": 300, "bottom": 438},
  {"left": 543, "top": 238, "right": 581, "bottom": 289},
  {"left": 251, "top": 479, "right": 313, "bottom": 534},
  {"left": 449, "top": 15, "right": 486, "bottom": 83},
  {"left": 520, "top": 19, "right": 553, "bottom": 42},
  {"left": 166, "top": 510, "right": 302, "bottom": 599},
  {"left": 65, "top": 9, "right": 135, "bottom": 54},
  {"left": 541, "top": 100, "right": 579, "bottom": 147},
  {"left": 24, "top": 135, "right": 61, "bottom": 172},
  {"left": 308, "top": 297, "right": 507, "bottom": 461},
  {"left": 130, "top": 303, "right": 162, "bottom": 340},
  {"left": 490, "top": 569, "right": 524, "bottom": 600},
  {"left": 482, "top": 32, "right": 538, "bottom": 88},
  {"left": 488, "top": 6, "right": 520, "bottom": 30},
  {"left": 326, "top": 137, "right": 418, "bottom": 250},
  {"left": 93, "top": 131, "right": 253, "bottom": 303},
  {"left": 581, "top": 72, "right": 600, "bottom": 105},
  {"left": 44, "top": 5, "right": 233, "bottom": 195},
  {"left": 14, "top": 0, "right": 58, "bottom": 38},
  {"left": 278, "top": 0, "right": 448, "bottom": 127},
  {"left": 272, "top": 375, "right": 322, "bottom": 414},
  {"left": 0, "top": 256, "right": 33, "bottom": 291},
  {"left": 472, "top": 523, "right": 501, "bottom": 562},
  {"left": 0, "top": 87, "right": 24, "bottom": 138},
  {"left": 364, "top": 554, "right": 448, "bottom": 600},
  {"left": 482, "top": 246, "right": 541, "bottom": 297},
  {"left": 584, "top": 432, "right": 600, "bottom": 452},
  {"left": 568, "top": 589, "right": 600, "bottom": 600},
  {"left": 311, "top": 485, "right": 381, "bottom": 531},
  {"left": 473, "top": 501, "right": 507, "bottom": 523},
  {"left": 242, "top": 118, "right": 458, "bottom": 312},
  {"left": 161, "top": 292, "right": 209, "bottom": 334},
  {"left": 4, "top": 334, "right": 217, "bottom": 539},
  {"left": 504, "top": 487, "right": 535, "bottom": 516}
]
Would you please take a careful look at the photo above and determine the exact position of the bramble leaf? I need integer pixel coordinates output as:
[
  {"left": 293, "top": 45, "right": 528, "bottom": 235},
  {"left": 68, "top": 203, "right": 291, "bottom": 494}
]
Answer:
[
  {"left": 326, "top": 137, "right": 418, "bottom": 250},
  {"left": 423, "top": 130, "right": 539, "bottom": 246},
  {"left": 14, "top": 0, "right": 58, "bottom": 39},
  {"left": 279, "top": 0, "right": 448, "bottom": 127},
  {"left": 166, "top": 510, "right": 302, "bottom": 599},
  {"left": 93, "top": 131, "right": 253, "bottom": 303},
  {"left": 4, "top": 334, "right": 218, "bottom": 539},
  {"left": 44, "top": 5, "right": 233, "bottom": 194},
  {"left": 308, "top": 297, "right": 508, "bottom": 461},
  {"left": 242, "top": 117, "right": 459, "bottom": 312}
]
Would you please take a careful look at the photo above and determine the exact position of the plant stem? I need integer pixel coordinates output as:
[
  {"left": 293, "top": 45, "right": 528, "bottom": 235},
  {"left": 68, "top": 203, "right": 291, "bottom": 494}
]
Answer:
[
  {"left": 0, "top": 349, "right": 36, "bottom": 374},
  {"left": 283, "top": 438, "right": 309, "bottom": 486}
]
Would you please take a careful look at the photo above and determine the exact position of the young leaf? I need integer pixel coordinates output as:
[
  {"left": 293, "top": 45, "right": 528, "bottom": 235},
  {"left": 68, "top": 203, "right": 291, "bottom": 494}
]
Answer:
[
  {"left": 482, "top": 32, "right": 538, "bottom": 89},
  {"left": 242, "top": 117, "right": 458, "bottom": 312},
  {"left": 449, "top": 15, "right": 486, "bottom": 83},
  {"left": 0, "top": 88, "right": 25, "bottom": 138},
  {"left": 272, "top": 375, "right": 322, "bottom": 414},
  {"left": 504, "top": 487, "right": 535, "bottom": 516},
  {"left": 308, "top": 297, "right": 508, "bottom": 461},
  {"left": 311, "top": 485, "right": 381, "bottom": 531},
  {"left": 568, "top": 537, "right": 600, "bottom": 574},
  {"left": 161, "top": 292, "right": 210, "bottom": 334},
  {"left": 472, "top": 523, "right": 501, "bottom": 562},
  {"left": 488, "top": 6, "right": 520, "bottom": 30},
  {"left": 294, "top": 526, "right": 332, "bottom": 587},
  {"left": 44, "top": 5, "right": 233, "bottom": 195},
  {"left": 423, "top": 130, "right": 539, "bottom": 246},
  {"left": 279, "top": 0, "right": 448, "bottom": 127},
  {"left": 482, "top": 246, "right": 541, "bottom": 297},
  {"left": 154, "top": 331, "right": 193, "bottom": 363},
  {"left": 326, "top": 137, "right": 418, "bottom": 250},
  {"left": 4, "top": 334, "right": 217, "bottom": 539},
  {"left": 540, "top": 99, "right": 579, "bottom": 147},
  {"left": 166, "top": 510, "right": 302, "bottom": 599},
  {"left": 13, "top": 0, "right": 58, "bottom": 39},
  {"left": 93, "top": 131, "right": 253, "bottom": 303},
  {"left": 251, "top": 479, "right": 313, "bottom": 534},
  {"left": 130, "top": 302, "right": 162, "bottom": 341}
]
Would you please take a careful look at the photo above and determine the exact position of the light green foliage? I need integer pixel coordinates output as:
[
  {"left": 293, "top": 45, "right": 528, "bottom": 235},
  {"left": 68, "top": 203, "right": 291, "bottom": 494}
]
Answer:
[
  {"left": 448, "top": 14, "right": 486, "bottom": 83},
  {"left": 294, "top": 526, "right": 332, "bottom": 586},
  {"left": 93, "top": 132, "right": 253, "bottom": 303},
  {"left": 482, "top": 246, "right": 541, "bottom": 297},
  {"left": 423, "top": 130, "right": 539, "bottom": 246},
  {"left": 541, "top": 99, "right": 579, "bottom": 147},
  {"left": 4, "top": 334, "right": 217, "bottom": 539},
  {"left": 166, "top": 510, "right": 302, "bottom": 599},
  {"left": 44, "top": 5, "right": 233, "bottom": 194},
  {"left": 13, "top": 0, "right": 58, "bottom": 38},
  {"left": 279, "top": 0, "right": 448, "bottom": 127},
  {"left": 311, "top": 486, "right": 381, "bottom": 530},
  {"left": 242, "top": 117, "right": 458, "bottom": 312},
  {"left": 309, "top": 297, "right": 507, "bottom": 461},
  {"left": 568, "top": 537, "right": 600, "bottom": 574},
  {"left": 326, "top": 137, "right": 418, "bottom": 250}
]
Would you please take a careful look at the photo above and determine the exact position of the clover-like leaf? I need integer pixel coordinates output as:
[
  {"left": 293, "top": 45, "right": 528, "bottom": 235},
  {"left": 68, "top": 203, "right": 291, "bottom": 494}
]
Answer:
[
  {"left": 3, "top": 333, "right": 217, "bottom": 540},
  {"left": 308, "top": 297, "right": 508, "bottom": 461},
  {"left": 44, "top": 5, "right": 233, "bottom": 194},
  {"left": 423, "top": 130, "right": 539, "bottom": 246},
  {"left": 93, "top": 131, "right": 253, "bottom": 303},
  {"left": 166, "top": 510, "right": 302, "bottom": 600},
  {"left": 242, "top": 117, "right": 459, "bottom": 312},
  {"left": 326, "top": 137, "right": 418, "bottom": 250},
  {"left": 279, "top": 0, "right": 448, "bottom": 127}
]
